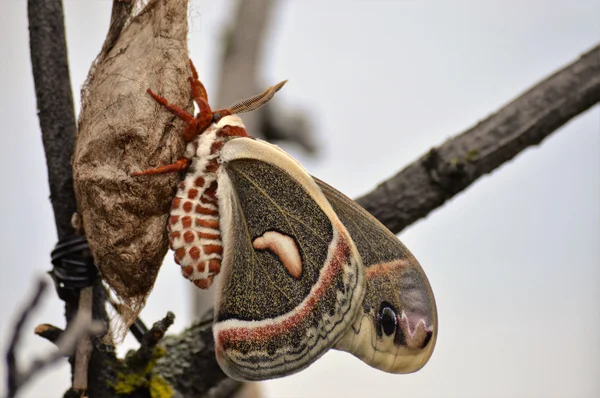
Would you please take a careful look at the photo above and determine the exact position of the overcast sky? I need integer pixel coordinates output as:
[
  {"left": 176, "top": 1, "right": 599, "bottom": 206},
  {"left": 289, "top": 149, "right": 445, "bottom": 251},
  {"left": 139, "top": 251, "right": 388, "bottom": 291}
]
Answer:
[{"left": 1, "top": 1, "right": 599, "bottom": 397}]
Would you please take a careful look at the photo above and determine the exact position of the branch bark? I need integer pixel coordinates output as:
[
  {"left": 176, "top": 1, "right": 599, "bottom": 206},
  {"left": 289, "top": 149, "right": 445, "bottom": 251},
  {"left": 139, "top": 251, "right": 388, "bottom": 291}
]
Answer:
[
  {"left": 356, "top": 44, "right": 600, "bottom": 234},
  {"left": 27, "top": 0, "right": 77, "bottom": 241},
  {"left": 28, "top": 2, "right": 114, "bottom": 397}
]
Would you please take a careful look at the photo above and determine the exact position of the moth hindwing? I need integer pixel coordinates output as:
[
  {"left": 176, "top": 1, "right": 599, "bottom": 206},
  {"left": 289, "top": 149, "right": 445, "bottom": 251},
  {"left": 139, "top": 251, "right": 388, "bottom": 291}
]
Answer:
[
  {"left": 315, "top": 178, "right": 437, "bottom": 374},
  {"left": 213, "top": 136, "right": 366, "bottom": 381}
]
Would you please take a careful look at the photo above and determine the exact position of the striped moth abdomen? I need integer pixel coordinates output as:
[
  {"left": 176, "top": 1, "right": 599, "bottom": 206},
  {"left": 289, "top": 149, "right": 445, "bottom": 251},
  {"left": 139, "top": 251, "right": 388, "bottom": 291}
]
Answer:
[{"left": 166, "top": 119, "right": 247, "bottom": 288}]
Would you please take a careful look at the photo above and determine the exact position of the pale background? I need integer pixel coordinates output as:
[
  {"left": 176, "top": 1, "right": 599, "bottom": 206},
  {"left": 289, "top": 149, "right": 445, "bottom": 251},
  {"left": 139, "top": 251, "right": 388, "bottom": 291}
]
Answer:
[{"left": 1, "top": 1, "right": 599, "bottom": 397}]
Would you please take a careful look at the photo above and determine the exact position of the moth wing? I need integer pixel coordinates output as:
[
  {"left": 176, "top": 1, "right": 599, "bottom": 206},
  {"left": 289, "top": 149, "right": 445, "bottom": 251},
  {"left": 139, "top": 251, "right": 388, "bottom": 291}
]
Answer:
[
  {"left": 213, "top": 138, "right": 365, "bottom": 381},
  {"left": 314, "top": 178, "right": 437, "bottom": 374}
]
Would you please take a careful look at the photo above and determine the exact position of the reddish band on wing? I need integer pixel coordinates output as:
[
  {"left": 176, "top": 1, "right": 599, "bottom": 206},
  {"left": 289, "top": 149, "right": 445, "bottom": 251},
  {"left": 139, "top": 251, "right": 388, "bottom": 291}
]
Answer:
[{"left": 216, "top": 232, "right": 352, "bottom": 344}]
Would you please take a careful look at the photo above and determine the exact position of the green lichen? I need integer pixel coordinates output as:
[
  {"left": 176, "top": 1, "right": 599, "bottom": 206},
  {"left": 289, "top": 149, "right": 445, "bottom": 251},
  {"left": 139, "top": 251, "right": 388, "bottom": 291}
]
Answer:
[
  {"left": 111, "top": 346, "right": 173, "bottom": 397},
  {"left": 465, "top": 148, "right": 480, "bottom": 163},
  {"left": 149, "top": 375, "right": 174, "bottom": 398}
]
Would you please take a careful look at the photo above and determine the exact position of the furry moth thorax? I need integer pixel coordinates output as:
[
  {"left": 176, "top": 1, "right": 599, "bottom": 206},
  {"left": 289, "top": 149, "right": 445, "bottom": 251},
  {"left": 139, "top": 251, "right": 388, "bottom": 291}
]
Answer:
[{"left": 133, "top": 61, "right": 437, "bottom": 382}]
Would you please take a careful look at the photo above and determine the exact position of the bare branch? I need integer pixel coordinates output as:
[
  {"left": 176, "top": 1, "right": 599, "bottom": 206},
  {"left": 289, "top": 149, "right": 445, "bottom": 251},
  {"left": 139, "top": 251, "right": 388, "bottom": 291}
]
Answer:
[
  {"left": 102, "top": 0, "right": 135, "bottom": 55},
  {"left": 356, "top": 44, "right": 600, "bottom": 234},
  {"left": 27, "top": 0, "right": 77, "bottom": 240},
  {"left": 217, "top": 0, "right": 314, "bottom": 149},
  {"left": 72, "top": 287, "right": 93, "bottom": 392},
  {"left": 5, "top": 280, "right": 104, "bottom": 398},
  {"left": 154, "top": 311, "right": 237, "bottom": 397},
  {"left": 6, "top": 280, "right": 47, "bottom": 398},
  {"left": 34, "top": 324, "right": 64, "bottom": 345},
  {"left": 133, "top": 312, "right": 175, "bottom": 367}
]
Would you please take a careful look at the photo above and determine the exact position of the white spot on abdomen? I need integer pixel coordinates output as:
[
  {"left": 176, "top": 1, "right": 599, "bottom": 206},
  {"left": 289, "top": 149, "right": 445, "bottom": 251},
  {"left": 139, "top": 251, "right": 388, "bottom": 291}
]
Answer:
[{"left": 253, "top": 231, "right": 302, "bottom": 278}]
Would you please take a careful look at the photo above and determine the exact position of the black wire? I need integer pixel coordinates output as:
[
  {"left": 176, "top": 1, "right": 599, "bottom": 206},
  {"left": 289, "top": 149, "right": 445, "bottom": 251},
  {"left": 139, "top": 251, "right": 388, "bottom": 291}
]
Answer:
[
  {"left": 49, "top": 235, "right": 149, "bottom": 343},
  {"left": 49, "top": 235, "right": 97, "bottom": 302}
]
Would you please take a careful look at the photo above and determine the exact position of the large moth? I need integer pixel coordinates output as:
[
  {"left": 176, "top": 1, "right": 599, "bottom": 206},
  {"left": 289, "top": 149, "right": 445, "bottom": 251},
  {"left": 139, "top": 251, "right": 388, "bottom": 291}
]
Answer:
[{"left": 134, "top": 62, "right": 437, "bottom": 381}]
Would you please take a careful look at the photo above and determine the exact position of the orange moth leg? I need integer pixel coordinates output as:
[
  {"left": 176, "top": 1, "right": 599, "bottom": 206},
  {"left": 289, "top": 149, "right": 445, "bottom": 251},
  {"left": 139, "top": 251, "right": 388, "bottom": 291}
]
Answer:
[
  {"left": 189, "top": 60, "right": 208, "bottom": 102},
  {"left": 133, "top": 157, "right": 190, "bottom": 176},
  {"left": 147, "top": 88, "right": 195, "bottom": 124}
]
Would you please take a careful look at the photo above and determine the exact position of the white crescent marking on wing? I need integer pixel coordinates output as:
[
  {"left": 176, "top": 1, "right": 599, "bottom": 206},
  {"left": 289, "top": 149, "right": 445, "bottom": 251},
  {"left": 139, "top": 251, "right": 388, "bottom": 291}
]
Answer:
[{"left": 252, "top": 231, "right": 302, "bottom": 278}]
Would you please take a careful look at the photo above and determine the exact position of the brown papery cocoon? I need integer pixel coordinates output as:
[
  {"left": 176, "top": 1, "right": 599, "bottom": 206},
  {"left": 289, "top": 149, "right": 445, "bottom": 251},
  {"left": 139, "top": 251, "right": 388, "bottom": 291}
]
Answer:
[{"left": 73, "top": 0, "right": 191, "bottom": 331}]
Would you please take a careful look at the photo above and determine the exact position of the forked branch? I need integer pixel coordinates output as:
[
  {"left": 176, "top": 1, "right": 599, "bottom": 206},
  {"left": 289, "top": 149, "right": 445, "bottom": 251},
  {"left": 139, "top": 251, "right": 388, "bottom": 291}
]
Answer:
[{"left": 5, "top": 280, "right": 104, "bottom": 398}]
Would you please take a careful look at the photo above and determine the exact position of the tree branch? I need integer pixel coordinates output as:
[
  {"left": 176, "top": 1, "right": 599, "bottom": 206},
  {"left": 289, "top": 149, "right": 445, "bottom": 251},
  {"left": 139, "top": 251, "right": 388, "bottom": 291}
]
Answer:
[
  {"left": 102, "top": 0, "right": 135, "bottom": 55},
  {"left": 217, "top": 0, "right": 314, "bottom": 150},
  {"left": 5, "top": 280, "right": 104, "bottom": 398},
  {"left": 34, "top": 324, "right": 64, "bottom": 345},
  {"left": 154, "top": 311, "right": 235, "bottom": 397},
  {"left": 27, "top": 2, "right": 114, "bottom": 397},
  {"left": 6, "top": 280, "right": 47, "bottom": 398},
  {"left": 27, "top": 0, "right": 77, "bottom": 241},
  {"left": 356, "top": 44, "right": 600, "bottom": 234}
]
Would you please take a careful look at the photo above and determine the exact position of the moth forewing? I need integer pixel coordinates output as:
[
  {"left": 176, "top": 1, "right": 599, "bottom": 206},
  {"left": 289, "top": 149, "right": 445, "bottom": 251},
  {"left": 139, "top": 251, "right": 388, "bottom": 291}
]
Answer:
[{"left": 213, "top": 137, "right": 366, "bottom": 381}]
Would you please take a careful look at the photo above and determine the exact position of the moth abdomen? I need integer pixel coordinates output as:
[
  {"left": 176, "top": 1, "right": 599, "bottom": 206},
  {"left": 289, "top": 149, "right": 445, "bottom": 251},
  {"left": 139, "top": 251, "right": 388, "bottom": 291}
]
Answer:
[{"left": 166, "top": 116, "right": 252, "bottom": 289}]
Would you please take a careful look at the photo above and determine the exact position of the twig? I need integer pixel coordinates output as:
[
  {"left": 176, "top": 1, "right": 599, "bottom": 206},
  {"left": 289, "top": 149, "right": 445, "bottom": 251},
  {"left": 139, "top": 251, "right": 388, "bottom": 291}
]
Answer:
[
  {"left": 72, "top": 286, "right": 93, "bottom": 392},
  {"left": 5, "top": 280, "right": 105, "bottom": 398},
  {"left": 28, "top": 2, "right": 105, "bottom": 395},
  {"left": 34, "top": 324, "right": 64, "bottom": 345},
  {"left": 101, "top": 0, "right": 135, "bottom": 55},
  {"left": 133, "top": 312, "right": 175, "bottom": 367},
  {"left": 6, "top": 280, "right": 47, "bottom": 398},
  {"left": 217, "top": 0, "right": 314, "bottom": 149},
  {"left": 154, "top": 311, "right": 232, "bottom": 397},
  {"left": 109, "top": 312, "right": 175, "bottom": 396},
  {"left": 356, "top": 44, "right": 600, "bottom": 234}
]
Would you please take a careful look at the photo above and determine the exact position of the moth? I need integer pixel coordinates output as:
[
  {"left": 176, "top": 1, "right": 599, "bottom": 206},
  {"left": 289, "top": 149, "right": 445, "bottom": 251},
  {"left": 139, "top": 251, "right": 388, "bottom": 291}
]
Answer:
[{"left": 134, "top": 62, "right": 437, "bottom": 381}]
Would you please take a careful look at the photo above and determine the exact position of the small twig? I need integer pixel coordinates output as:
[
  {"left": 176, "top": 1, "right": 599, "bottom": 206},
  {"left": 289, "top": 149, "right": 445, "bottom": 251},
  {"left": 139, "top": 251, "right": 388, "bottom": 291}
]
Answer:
[
  {"left": 216, "top": 0, "right": 314, "bottom": 148},
  {"left": 34, "top": 324, "right": 64, "bottom": 345},
  {"left": 20, "top": 313, "right": 104, "bottom": 397},
  {"left": 143, "top": 312, "right": 175, "bottom": 347},
  {"left": 260, "top": 105, "right": 315, "bottom": 154},
  {"left": 133, "top": 312, "right": 175, "bottom": 367},
  {"left": 101, "top": 0, "right": 135, "bottom": 55},
  {"left": 6, "top": 280, "right": 48, "bottom": 398},
  {"left": 72, "top": 286, "right": 93, "bottom": 392},
  {"left": 5, "top": 280, "right": 105, "bottom": 398}
]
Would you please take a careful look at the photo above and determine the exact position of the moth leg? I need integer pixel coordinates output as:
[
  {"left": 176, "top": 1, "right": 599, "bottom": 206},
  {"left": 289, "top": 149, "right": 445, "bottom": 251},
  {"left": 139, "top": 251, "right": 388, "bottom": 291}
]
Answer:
[
  {"left": 132, "top": 157, "right": 190, "bottom": 176},
  {"left": 187, "top": 61, "right": 214, "bottom": 132},
  {"left": 189, "top": 60, "right": 208, "bottom": 102},
  {"left": 147, "top": 88, "right": 199, "bottom": 143}
]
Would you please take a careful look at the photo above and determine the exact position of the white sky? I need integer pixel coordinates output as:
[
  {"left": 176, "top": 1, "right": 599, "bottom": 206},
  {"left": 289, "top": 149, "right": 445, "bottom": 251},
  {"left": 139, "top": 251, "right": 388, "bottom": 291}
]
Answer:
[{"left": 1, "top": 1, "right": 599, "bottom": 397}]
